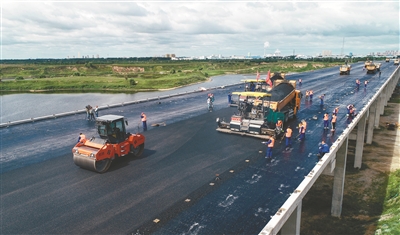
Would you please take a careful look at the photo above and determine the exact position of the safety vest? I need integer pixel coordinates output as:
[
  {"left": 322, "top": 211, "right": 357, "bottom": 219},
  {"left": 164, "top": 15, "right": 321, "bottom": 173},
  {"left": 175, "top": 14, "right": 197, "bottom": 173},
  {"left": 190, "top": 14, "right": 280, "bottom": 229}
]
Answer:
[
  {"left": 286, "top": 128, "right": 292, "bottom": 137},
  {"left": 141, "top": 113, "right": 147, "bottom": 122},
  {"left": 306, "top": 91, "right": 310, "bottom": 96},
  {"left": 268, "top": 138, "right": 275, "bottom": 147},
  {"left": 324, "top": 114, "right": 329, "bottom": 121},
  {"left": 331, "top": 115, "right": 337, "bottom": 123},
  {"left": 309, "top": 90, "right": 313, "bottom": 95},
  {"left": 302, "top": 121, "right": 307, "bottom": 130},
  {"left": 276, "top": 120, "right": 282, "bottom": 127}
]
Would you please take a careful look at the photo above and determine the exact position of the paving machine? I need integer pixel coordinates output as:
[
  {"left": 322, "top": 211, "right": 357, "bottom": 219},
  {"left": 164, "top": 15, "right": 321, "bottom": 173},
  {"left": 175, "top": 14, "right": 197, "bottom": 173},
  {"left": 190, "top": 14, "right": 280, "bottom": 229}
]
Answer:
[
  {"left": 366, "top": 62, "right": 381, "bottom": 74},
  {"left": 72, "top": 114, "right": 145, "bottom": 173},
  {"left": 217, "top": 76, "right": 301, "bottom": 139}
]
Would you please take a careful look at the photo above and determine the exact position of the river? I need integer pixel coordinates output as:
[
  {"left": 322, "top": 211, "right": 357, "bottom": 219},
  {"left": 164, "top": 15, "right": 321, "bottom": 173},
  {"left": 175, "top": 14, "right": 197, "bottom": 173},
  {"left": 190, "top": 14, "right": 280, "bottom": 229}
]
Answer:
[{"left": 1, "top": 74, "right": 252, "bottom": 123}]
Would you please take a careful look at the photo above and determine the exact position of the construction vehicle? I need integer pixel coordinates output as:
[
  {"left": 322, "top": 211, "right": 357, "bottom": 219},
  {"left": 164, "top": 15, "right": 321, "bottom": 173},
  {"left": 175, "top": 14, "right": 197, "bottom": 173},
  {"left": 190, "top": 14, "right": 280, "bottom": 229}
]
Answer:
[
  {"left": 339, "top": 64, "right": 351, "bottom": 75},
  {"left": 230, "top": 73, "right": 285, "bottom": 107},
  {"left": 216, "top": 75, "right": 301, "bottom": 139},
  {"left": 386, "top": 58, "right": 390, "bottom": 62},
  {"left": 72, "top": 114, "right": 145, "bottom": 173},
  {"left": 394, "top": 59, "right": 399, "bottom": 65},
  {"left": 366, "top": 62, "right": 381, "bottom": 74},
  {"left": 364, "top": 60, "right": 373, "bottom": 68}
]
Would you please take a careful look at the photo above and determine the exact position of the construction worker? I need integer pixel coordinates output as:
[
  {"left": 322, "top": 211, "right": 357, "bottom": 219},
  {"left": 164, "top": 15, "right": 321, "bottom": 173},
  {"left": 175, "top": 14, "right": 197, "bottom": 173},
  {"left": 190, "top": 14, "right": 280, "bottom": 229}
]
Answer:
[
  {"left": 356, "top": 79, "right": 360, "bottom": 89},
  {"left": 323, "top": 112, "right": 330, "bottom": 130},
  {"left": 275, "top": 119, "right": 284, "bottom": 138},
  {"left": 302, "top": 119, "right": 307, "bottom": 133},
  {"left": 298, "top": 78, "right": 302, "bottom": 86},
  {"left": 309, "top": 90, "right": 314, "bottom": 100},
  {"left": 331, "top": 113, "right": 337, "bottom": 131},
  {"left": 319, "top": 94, "right": 325, "bottom": 107},
  {"left": 298, "top": 122, "right": 306, "bottom": 141},
  {"left": 285, "top": 126, "right": 292, "bottom": 149},
  {"left": 333, "top": 107, "right": 339, "bottom": 116},
  {"left": 262, "top": 136, "right": 275, "bottom": 159},
  {"left": 318, "top": 140, "right": 330, "bottom": 158},
  {"left": 228, "top": 92, "right": 232, "bottom": 105},
  {"left": 364, "top": 80, "right": 368, "bottom": 88},
  {"left": 305, "top": 90, "right": 310, "bottom": 101},
  {"left": 77, "top": 133, "right": 86, "bottom": 143},
  {"left": 141, "top": 112, "right": 147, "bottom": 131}
]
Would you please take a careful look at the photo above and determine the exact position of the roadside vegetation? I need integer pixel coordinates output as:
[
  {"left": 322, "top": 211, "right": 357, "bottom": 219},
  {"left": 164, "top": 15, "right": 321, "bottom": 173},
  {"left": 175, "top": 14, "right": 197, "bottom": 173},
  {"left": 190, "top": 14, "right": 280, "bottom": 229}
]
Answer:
[{"left": 0, "top": 57, "right": 376, "bottom": 93}]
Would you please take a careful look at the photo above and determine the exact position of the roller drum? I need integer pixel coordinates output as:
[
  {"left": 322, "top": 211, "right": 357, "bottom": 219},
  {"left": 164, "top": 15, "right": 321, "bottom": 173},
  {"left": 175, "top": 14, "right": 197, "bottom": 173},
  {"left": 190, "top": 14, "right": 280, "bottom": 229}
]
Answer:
[{"left": 73, "top": 154, "right": 112, "bottom": 173}]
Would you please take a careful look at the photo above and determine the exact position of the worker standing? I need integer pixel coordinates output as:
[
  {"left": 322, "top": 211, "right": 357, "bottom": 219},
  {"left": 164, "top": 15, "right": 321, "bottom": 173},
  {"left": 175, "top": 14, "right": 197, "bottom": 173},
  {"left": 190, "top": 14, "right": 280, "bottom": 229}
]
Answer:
[
  {"left": 333, "top": 106, "right": 339, "bottom": 116},
  {"left": 309, "top": 90, "right": 314, "bottom": 100},
  {"left": 141, "top": 112, "right": 147, "bottom": 131},
  {"left": 298, "top": 78, "right": 302, "bottom": 86},
  {"left": 364, "top": 80, "right": 368, "bottom": 88},
  {"left": 331, "top": 113, "right": 337, "bottom": 131},
  {"left": 379, "top": 71, "right": 381, "bottom": 77},
  {"left": 356, "top": 79, "right": 360, "bottom": 89},
  {"left": 318, "top": 140, "right": 330, "bottom": 158},
  {"left": 285, "top": 126, "right": 293, "bottom": 150},
  {"left": 262, "top": 136, "right": 275, "bottom": 159},
  {"left": 298, "top": 122, "right": 306, "bottom": 141},
  {"left": 323, "top": 112, "right": 330, "bottom": 130},
  {"left": 77, "top": 133, "right": 86, "bottom": 143},
  {"left": 228, "top": 92, "right": 232, "bottom": 105},
  {"left": 319, "top": 94, "right": 325, "bottom": 107},
  {"left": 305, "top": 90, "right": 310, "bottom": 101}
]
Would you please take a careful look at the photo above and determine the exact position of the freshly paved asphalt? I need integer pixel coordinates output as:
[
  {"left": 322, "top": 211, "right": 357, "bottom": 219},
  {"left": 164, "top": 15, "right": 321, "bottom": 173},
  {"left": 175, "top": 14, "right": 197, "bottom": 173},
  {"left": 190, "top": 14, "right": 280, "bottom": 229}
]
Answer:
[{"left": 1, "top": 61, "right": 397, "bottom": 234}]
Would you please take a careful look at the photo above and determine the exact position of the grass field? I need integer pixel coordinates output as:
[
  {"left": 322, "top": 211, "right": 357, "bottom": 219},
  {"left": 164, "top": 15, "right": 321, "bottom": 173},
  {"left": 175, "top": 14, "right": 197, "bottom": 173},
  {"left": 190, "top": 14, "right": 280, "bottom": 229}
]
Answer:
[{"left": 0, "top": 59, "right": 341, "bottom": 92}]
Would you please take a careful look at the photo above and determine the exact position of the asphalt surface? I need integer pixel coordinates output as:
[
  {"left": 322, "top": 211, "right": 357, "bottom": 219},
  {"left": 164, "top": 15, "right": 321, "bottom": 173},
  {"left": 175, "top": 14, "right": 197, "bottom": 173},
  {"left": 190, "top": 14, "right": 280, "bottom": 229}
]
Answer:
[{"left": 1, "top": 61, "right": 398, "bottom": 235}]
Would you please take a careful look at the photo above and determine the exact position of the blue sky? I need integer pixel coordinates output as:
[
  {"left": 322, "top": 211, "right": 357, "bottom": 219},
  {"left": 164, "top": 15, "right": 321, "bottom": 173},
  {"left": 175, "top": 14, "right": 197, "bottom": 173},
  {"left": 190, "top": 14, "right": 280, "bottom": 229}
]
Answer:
[{"left": 2, "top": 0, "right": 399, "bottom": 59}]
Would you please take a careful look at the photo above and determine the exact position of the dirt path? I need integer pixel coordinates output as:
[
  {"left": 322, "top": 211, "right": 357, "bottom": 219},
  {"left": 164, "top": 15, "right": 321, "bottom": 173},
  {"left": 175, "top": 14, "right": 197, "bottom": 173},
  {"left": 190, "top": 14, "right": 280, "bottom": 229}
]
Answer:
[{"left": 301, "top": 98, "right": 400, "bottom": 235}]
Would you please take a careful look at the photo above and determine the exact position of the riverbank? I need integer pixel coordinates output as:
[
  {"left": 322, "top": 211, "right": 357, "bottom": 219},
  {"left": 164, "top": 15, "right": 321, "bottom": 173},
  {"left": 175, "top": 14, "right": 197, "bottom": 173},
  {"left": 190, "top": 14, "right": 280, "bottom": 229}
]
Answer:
[{"left": 301, "top": 92, "right": 400, "bottom": 235}]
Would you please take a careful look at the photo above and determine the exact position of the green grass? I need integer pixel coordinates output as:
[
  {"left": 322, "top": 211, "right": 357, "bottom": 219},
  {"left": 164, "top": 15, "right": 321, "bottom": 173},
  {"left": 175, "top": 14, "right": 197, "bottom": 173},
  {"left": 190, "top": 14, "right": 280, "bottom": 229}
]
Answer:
[{"left": 376, "top": 169, "right": 400, "bottom": 235}]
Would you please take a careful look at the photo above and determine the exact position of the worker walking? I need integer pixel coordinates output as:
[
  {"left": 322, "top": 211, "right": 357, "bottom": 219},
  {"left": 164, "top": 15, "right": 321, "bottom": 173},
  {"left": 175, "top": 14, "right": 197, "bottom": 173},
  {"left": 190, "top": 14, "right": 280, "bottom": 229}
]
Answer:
[
  {"left": 318, "top": 140, "right": 330, "bottom": 158},
  {"left": 77, "top": 133, "right": 86, "bottom": 143},
  {"left": 141, "top": 112, "right": 147, "bottom": 131},
  {"left": 323, "top": 112, "right": 330, "bottom": 130},
  {"left": 262, "top": 136, "right": 275, "bottom": 159},
  {"left": 285, "top": 126, "right": 293, "bottom": 150}
]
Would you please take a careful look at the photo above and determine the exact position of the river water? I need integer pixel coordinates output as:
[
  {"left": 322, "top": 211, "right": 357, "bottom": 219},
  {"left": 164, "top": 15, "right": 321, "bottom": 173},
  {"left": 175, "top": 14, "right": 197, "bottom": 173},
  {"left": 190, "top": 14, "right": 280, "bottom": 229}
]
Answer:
[{"left": 1, "top": 74, "right": 252, "bottom": 123}]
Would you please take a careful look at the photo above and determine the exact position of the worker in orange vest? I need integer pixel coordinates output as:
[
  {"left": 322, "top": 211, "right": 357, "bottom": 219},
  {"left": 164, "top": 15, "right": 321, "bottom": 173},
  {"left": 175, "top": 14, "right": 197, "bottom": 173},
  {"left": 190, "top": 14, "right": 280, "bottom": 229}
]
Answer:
[
  {"left": 262, "top": 136, "right": 275, "bottom": 159},
  {"left": 77, "top": 133, "right": 86, "bottom": 143},
  {"left": 305, "top": 90, "right": 310, "bottom": 101},
  {"left": 323, "top": 112, "right": 330, "bottom": 130},
  {"left": 331, "top": 113, "right": 337, "bottom": 131},
  {"left": 141, "top": 112, "right": 147, "bottom": 131},
  {"left": 285, "top": 126, "right": 293, "bottom": 149}
]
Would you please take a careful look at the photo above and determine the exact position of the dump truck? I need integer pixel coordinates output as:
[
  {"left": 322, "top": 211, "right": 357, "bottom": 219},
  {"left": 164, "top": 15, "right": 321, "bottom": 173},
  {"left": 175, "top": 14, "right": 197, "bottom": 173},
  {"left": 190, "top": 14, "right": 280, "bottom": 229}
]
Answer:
[
  {"left": 366, "top": 62, "right": 381, "bottom": 74},
  {"left": 386, "top": 58, "right": 390, "bottom": 62},
  {"left": 394, "top": 59, "right": 399, "bottom": 65},
  {"left": 339, "top": 64, "right": 351, "bottom": 75},
  {"left": 216, "top": 76, "right": 301, "bottom": 139},
  {"left": 72, "top": 114, "right": 145, "bottom": 173}
]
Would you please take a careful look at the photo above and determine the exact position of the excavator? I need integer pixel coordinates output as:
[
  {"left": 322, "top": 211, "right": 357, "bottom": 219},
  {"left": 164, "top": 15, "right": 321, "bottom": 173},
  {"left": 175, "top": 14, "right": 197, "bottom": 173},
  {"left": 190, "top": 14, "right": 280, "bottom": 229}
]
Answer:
[{"left": 72, "top": 114, "right": 145, "bottom": 173}]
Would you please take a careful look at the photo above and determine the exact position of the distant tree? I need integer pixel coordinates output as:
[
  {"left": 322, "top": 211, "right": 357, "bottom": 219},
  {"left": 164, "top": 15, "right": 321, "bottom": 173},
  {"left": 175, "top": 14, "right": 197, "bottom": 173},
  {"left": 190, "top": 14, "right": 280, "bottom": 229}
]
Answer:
[
  {"left": 129, "top": 78, "right": 136, "bottom": 86},
  {"left": 15, "top": 76, "right": 24, "bottom": 80},
  {"left": 170, "top": 68, "right": 176, "bottom": 74}
]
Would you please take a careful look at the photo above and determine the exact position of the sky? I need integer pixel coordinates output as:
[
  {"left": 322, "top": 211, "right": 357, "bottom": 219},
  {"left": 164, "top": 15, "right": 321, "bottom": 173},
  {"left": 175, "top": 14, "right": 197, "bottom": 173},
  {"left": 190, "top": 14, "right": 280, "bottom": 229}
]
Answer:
[{"left": 1, "top": 0, "right": 399, "bottom": 59}]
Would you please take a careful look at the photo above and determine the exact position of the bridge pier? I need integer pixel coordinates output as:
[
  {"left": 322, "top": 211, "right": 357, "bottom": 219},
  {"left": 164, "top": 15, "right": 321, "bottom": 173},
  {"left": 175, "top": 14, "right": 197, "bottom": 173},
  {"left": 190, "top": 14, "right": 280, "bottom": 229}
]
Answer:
[
  {"left": 280, "top": 201, "right": 302, "bottom": 235},
  {"left": 331, "top": 137, "right": 348, "bottom": 217},
  {"left": 354, "top": 113, "right": 367, "bottom": 169},
  {"left": 366, "top": 100, "right": 377, "bottom": 144}
]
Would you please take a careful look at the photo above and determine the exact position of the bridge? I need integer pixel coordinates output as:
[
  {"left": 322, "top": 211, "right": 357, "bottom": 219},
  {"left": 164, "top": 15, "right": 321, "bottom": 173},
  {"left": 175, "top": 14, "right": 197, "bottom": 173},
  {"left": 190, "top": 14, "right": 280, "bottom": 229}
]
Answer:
[{"left": 1, "top": 62, "right": 399, "bottom": 234}]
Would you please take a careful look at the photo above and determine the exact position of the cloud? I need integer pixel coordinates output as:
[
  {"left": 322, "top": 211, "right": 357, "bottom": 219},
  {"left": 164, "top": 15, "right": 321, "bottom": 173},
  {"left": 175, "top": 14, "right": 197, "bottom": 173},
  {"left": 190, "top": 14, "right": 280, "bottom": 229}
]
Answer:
[{"left": 2, "top": 1, "right": 399, "bottom": 59}]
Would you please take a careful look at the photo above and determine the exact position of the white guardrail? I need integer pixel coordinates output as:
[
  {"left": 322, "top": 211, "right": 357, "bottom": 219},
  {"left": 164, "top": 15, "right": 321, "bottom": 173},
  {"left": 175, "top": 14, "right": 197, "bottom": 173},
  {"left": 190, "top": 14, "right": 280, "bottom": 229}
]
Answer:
[
  {"left": 259, "top": 66, "right": 400, "bottom": 235},
  {"left": 0, "top": 83, "right": 241, "bottom": 128}
]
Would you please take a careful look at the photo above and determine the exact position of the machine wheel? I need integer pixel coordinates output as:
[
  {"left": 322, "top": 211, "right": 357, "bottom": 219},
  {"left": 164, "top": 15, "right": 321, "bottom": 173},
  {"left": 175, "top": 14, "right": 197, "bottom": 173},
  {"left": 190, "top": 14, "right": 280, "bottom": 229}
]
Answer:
[
  {"left": 94, "top": 159, "right": 112, "bottom": 173},
  {"left": 130, "top": 144, "right": 144, "bottom": 157}
]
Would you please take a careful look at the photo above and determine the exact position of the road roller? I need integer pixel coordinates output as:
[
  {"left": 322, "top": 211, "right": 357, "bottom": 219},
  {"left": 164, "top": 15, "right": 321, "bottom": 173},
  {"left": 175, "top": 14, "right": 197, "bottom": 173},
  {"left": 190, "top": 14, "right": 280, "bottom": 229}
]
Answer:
[{"left": 72, "top": 114, "right": 145, "bottom": 173}]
